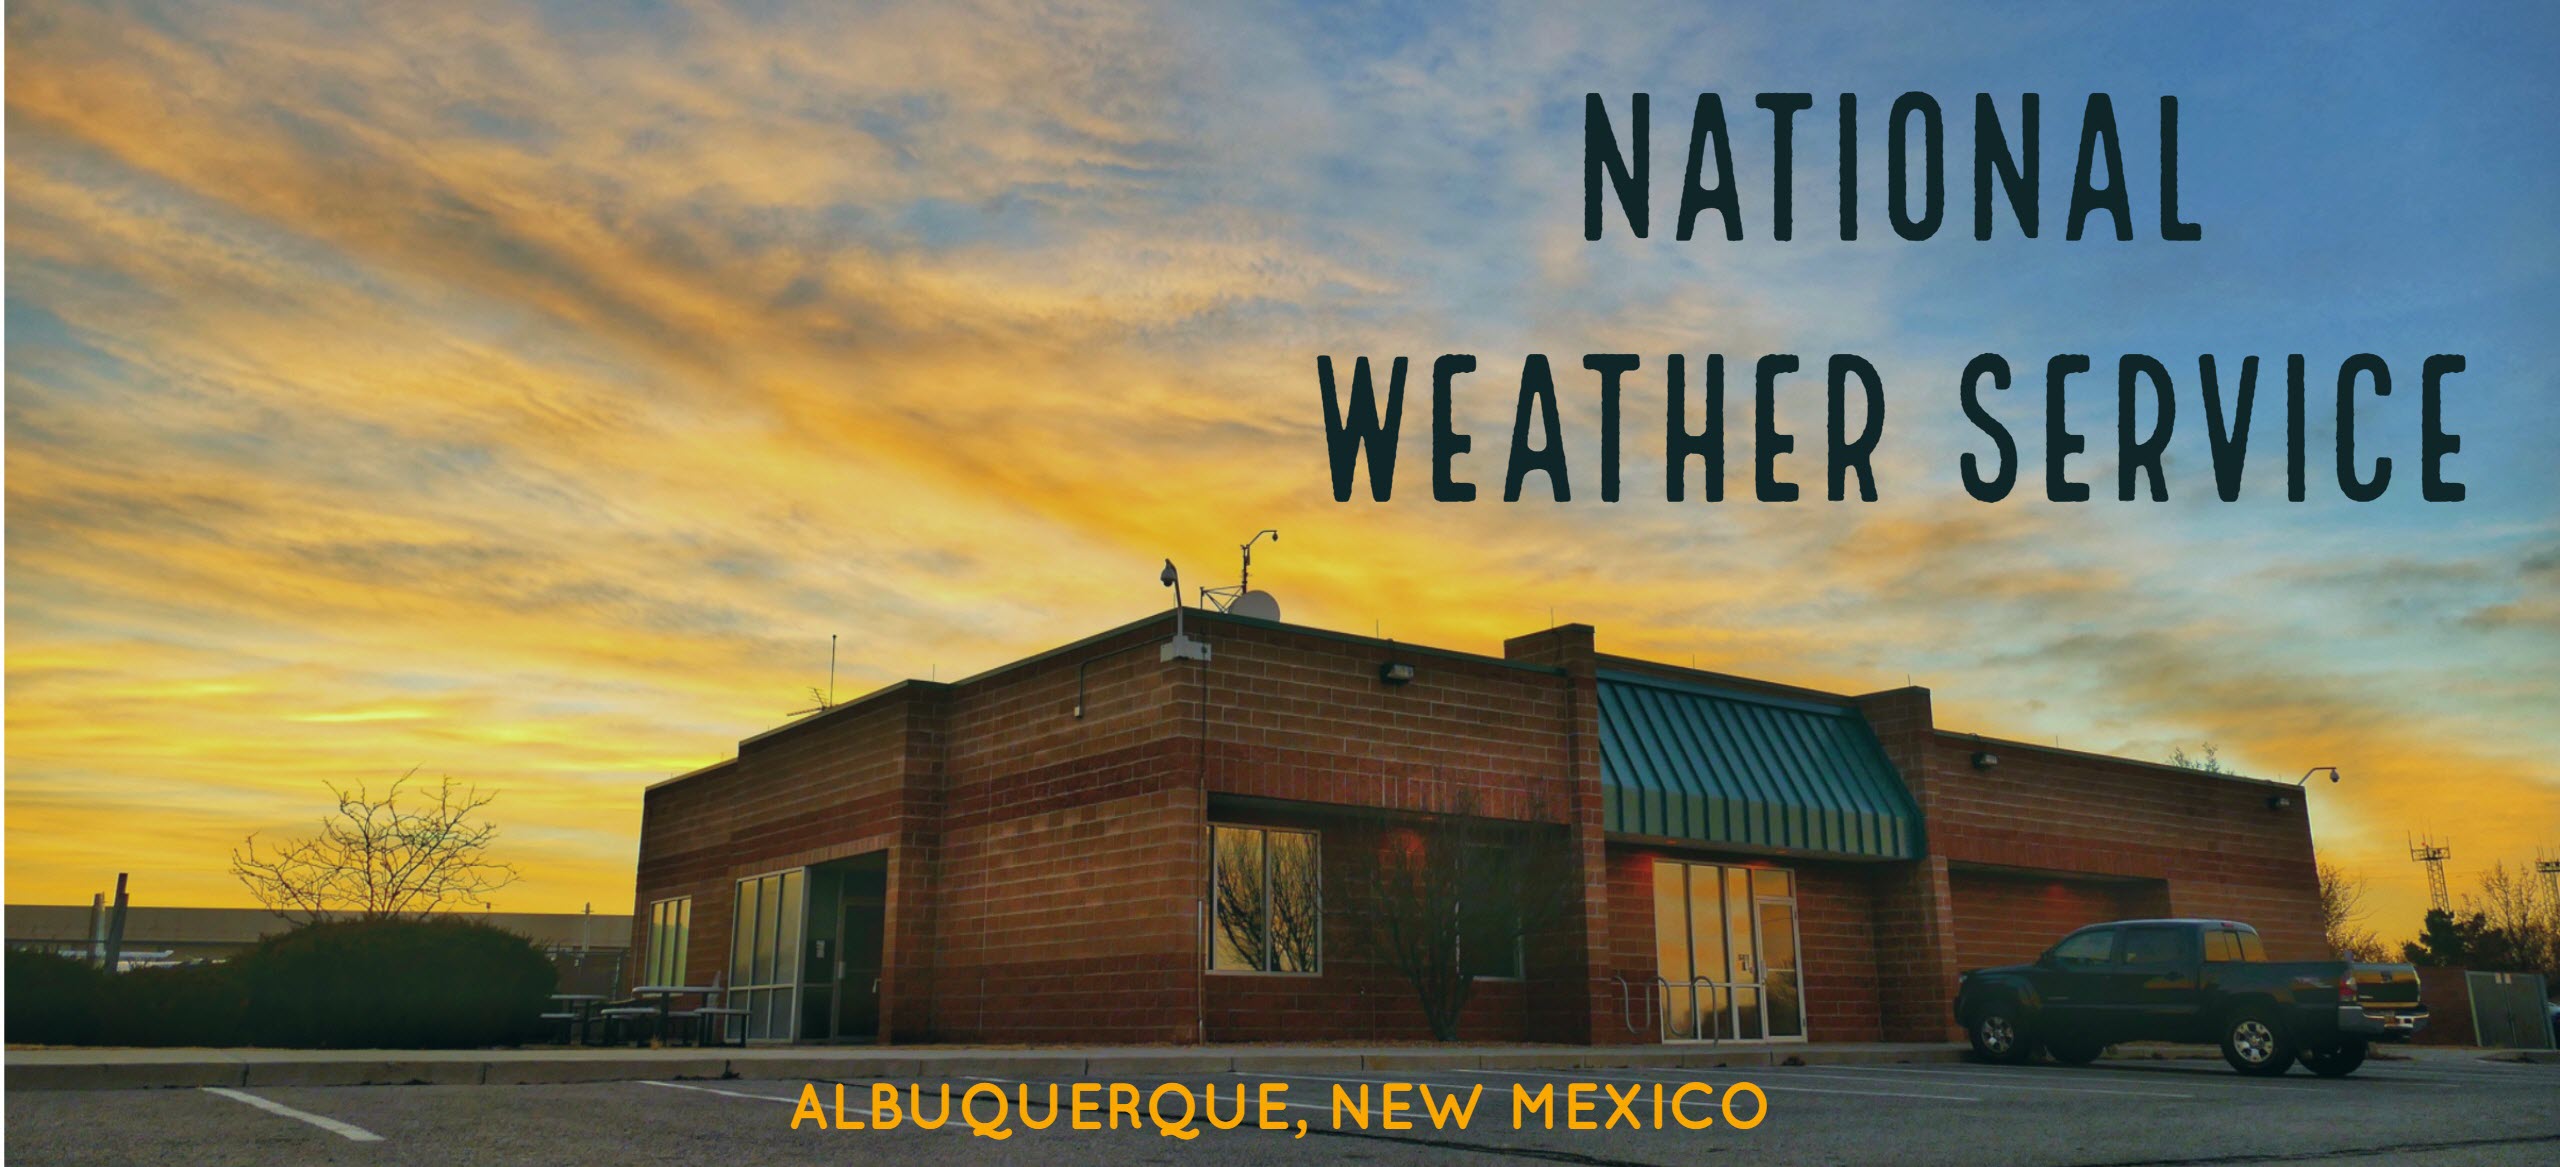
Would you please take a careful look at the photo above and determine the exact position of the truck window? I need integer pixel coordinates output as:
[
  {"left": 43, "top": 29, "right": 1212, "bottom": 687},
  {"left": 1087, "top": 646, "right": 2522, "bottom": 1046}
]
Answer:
[
  {"left": 2206, "top": 928, "right": 2266, "bottom": 961},
  {"left": 2118, "top": 925, "right": 2196, "bottom": 965},
  {"left": 2051, "top": 929, "right": 2115, "bottom": 966}
]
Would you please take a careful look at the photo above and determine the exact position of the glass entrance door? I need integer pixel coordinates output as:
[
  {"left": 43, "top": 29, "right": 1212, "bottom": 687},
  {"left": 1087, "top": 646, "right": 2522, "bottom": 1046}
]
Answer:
[{"left": 1651, "top": 860, "right": 1805, "bottom": 1042}]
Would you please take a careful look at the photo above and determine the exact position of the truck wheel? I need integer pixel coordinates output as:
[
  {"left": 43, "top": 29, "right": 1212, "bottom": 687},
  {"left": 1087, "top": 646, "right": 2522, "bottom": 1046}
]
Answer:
[
  {"left": 1968, "top": 1005, "right": 2033, "bottom": 1065},
  {"left": 2219, "top": 1006, "right": 2297, "bottom": 1076},
  {"left": 2045, "top": 1035, "right": 2104, "bottom": 1066},
  {"left": 2299, "top": 1040, "right": 2369, "bottom": 1078}
]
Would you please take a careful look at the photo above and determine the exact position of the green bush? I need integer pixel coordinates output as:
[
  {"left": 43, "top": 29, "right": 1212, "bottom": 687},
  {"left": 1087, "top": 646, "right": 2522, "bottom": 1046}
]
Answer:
[
  {"left": 101, "top": 962, "right": 249, "bottom": 1047},
  {"left": 6, "top": 948, "right": 110, "bottom": 1045},
  {"left": 236, "top": 918, "right": 557, "bottom": 1048}
]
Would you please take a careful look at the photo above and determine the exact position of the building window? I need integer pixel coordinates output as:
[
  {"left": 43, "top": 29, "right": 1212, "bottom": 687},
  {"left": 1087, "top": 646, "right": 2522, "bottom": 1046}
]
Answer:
[
  {"left": 1460, "top": 902, "right": 1524, "bottom": 979},
  {"left": 1653, "top": 860, "right": 1803, "bottom": 1041},
  {"left": 1459, "top": 842, "right": 1524, "bottom": 979},
  {"left": 727, "top": 869, "right": 805, "bottom": 1040},
  {"left": 643, "top": 896, "right": 691, "bottom": 987},
  {"left": 1210, "top": 825, "right": 1320, "bottom": 973}
]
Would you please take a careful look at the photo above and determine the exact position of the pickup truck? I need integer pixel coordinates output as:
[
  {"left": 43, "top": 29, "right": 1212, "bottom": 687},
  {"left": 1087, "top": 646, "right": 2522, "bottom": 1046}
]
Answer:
[{"left": 1953, "top": 918, "right": 2427, "bottom": 1076}]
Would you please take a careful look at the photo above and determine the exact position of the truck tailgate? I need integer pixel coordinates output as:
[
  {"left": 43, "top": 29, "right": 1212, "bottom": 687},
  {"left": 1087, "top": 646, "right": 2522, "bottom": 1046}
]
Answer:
[{"left": 2351, "top": 964, "right": 2424, "bottom": 1008}]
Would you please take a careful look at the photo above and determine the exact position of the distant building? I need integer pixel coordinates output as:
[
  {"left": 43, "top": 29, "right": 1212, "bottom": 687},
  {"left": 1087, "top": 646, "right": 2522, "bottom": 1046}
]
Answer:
[
  {"left": 5, "top": 905, "right": 634, "bottom": 993},
  {"left": 631, "top": 610, "right": 2326, "bottom": 1046}
]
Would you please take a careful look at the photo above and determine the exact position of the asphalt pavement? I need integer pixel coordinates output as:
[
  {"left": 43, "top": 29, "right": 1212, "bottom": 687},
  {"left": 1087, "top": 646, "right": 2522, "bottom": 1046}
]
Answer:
[{"left": 8, "top": 1051, "right": 2557, "bottom": 1165}]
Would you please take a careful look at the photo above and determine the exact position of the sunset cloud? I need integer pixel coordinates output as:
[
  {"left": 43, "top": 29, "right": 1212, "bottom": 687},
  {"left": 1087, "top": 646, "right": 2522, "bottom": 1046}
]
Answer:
[{"left": 7, "top": 1, "right": 2554, "bottom": 938}]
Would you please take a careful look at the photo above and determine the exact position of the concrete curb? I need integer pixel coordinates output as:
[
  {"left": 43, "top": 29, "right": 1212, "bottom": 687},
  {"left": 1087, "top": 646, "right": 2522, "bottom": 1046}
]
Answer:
[{"left": 5, "top": 1044, "right": 1971, "bottom": 1091}]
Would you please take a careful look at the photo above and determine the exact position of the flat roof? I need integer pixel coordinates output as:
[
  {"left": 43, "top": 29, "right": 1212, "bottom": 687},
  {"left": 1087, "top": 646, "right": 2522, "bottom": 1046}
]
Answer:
[{"left": 649, "top": 609, "right": 2294, "bottom": 799}]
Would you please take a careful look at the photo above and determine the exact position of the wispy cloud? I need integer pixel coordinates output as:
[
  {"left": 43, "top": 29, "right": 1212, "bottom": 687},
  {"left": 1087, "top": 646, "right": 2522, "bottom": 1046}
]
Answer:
[{"left": 7, "top": 1, "right": 2553, "bottom": 934}]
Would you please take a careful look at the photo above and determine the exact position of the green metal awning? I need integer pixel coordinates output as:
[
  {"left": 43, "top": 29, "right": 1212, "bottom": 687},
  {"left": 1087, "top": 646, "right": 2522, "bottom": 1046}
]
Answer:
[{"left": 1597, "top": 671, "right": 1922, "bottom": 860}]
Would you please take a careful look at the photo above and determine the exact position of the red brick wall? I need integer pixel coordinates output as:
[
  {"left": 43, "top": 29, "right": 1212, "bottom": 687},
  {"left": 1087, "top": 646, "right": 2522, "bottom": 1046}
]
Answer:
[
  {"left": 1200, "top": 809, "right": 1534, "bottom": 1043},
  {"left": 2410, "top": 967, "right": 2477, "bottom": 1046},
  {"left": 1948, "top": 868, "right": 2164, "bottom": 972},
  {"left": 631, "top": 686, "right": 935, "bottom": 1000},
  {"left": 916, "top": 624, "right": 1201, "bottom": 1044},
  {"left": 1924, "top": 733, "right": 2325, "bottom": 962},
  {"left": 631, "top": 613, "right": 2333, "bottom": 1049}
]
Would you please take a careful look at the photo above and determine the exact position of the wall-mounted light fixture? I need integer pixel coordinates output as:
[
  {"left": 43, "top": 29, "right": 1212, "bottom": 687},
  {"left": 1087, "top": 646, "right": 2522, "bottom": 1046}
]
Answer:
[
  {"left": 1378, "top": 660, "right": 1416, "bottom": 686},
  {"left": 1970, "top": 750, "right": 1999, "bottom": 770},
  {"left": 2268, "top": 765, "right": 2340, "bottom": 811}
]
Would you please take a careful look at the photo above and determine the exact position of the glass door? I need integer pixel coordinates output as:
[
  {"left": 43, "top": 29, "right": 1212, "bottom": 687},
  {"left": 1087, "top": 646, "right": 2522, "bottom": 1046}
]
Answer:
[
  {"left": 1755, "top": 871, "right": 1804, "bottom": 1039},
  {"left": 1651, "top": 860, "right": 1804, "bottom": 1042},
  {"left": 727, "top": 868, "right": 805, "bottom": 1041}
]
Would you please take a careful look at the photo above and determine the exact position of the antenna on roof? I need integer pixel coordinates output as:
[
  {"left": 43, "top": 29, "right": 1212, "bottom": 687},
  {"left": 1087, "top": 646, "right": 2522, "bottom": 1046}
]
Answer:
[
  {"left": 787, "top": 634, "right": 839, "bottom": 717},
  {"left": 1200, "top": 529, "right": 1282, "bottom": 622}
]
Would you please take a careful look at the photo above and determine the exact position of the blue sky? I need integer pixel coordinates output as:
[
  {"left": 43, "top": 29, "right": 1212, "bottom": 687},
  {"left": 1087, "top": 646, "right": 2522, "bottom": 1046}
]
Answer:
[{"left": 5, "top": 0, "right": 2554, "bottom": 932}]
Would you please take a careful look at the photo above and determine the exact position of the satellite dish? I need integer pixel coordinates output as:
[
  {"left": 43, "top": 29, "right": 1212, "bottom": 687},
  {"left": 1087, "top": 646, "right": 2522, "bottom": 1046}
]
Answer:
[{"left": 1229, "top": 590, "right": 1282, "bottom": 623}]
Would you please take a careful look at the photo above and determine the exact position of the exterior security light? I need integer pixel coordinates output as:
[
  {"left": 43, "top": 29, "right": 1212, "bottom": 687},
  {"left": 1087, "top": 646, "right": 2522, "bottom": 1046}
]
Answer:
[
  {"left": 2267, "top": 793, "right": 2295, "bottom": 811},
  {"left": 1157, "top": 557, "right": 1210, "bottom": 662},
  {"left": 1971, "top": 751, "right": 1999, "bottom": 770},
  {"left": 1378, "top": 661, "right": 1416, "bottom": 685}
]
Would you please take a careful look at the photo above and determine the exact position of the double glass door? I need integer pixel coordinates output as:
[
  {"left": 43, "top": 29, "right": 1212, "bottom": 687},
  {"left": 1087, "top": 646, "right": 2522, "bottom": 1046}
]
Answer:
[{"left": 1652, "top": 860, "right": 1803, "bottom": 1042}]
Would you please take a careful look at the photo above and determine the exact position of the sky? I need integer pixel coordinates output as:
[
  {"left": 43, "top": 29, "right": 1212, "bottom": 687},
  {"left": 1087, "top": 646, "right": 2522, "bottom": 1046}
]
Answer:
[{"left": 6, "top": 1, "right": 2556, "bottom": 941}]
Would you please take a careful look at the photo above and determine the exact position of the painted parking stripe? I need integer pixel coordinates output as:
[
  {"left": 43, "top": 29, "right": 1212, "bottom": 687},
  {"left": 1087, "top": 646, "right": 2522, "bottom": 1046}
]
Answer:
[
  {"left": 640, "top": 1080, "right": 800, "bottom": 1103},
  {"left": 1461, "top": 1066, "right": 1981, "bottom": 1103},
  {"left": 200, "top": 1087, "right": 384, "bottom": 1142}
]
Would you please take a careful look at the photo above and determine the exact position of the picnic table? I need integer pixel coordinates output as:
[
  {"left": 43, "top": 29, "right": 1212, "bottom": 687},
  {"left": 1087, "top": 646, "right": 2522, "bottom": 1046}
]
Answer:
[
  {"left": 541, "top": 993, "right": 607, "bottom": 1045},
  {"left": 621, "top": 984, "right": 729, "bottom": 1046}
]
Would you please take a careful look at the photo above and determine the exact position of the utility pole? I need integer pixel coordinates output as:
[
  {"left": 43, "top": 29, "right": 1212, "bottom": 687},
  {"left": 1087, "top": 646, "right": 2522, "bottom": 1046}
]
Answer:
[
  {"left": 101, "top": 873, "right": 131, "bottom": 971},
  {"left": 2407, "top": 834, "right": 2452, "bottom": 914},
  {"left": 2535, "top": 848, "right": 2560, "bottom": 901}
]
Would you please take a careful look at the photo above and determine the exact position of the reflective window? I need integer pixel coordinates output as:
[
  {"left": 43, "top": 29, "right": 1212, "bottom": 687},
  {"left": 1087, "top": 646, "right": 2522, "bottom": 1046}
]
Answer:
[
  {"left": 2232, "top": 929, "right": 2267, "bottom": 962},
  {"left": 2052, "top": 929, "right": 2116, "bottom": 965},
  {"left": 2118, "top": 926, "right": 2194, "bottom": 966},
  {"left": 727, "top": 870, "right": 805, "bottom": 1040},
  {"left": 643, "top": 897, "right": 691, "bottom": 987},
  {"left": 1211, "top": 825, "right": 1320, "bottom": 973},
  {"left": 1653, "top": 860, "right": 1802, "bottom": 1041}
]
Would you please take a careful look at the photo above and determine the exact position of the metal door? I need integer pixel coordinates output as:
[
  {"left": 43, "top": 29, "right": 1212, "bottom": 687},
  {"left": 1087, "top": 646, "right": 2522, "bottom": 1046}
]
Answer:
[
  {"left": 832, "top": 894, "right": 884, "bottom": 1039},
  {"left": 2466, "top": 972, "right": 2555, "bottom": 1050}
]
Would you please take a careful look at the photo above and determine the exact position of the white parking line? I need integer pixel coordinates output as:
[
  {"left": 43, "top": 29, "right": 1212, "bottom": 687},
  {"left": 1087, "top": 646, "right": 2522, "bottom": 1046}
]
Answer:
[
  {"left": 639, "top": 1080, "right": 799, "bottom": 1103},
  {"left": 1461, "top": 1066, "right": 1982, "bottom": 1103},
  {"left": 200, "top": 1087, "right": 384, "bottom": 1142}
]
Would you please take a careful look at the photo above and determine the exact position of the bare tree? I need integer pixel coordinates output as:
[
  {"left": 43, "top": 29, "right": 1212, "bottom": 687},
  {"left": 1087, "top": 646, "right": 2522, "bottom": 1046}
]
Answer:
[
  {"left": 230, "top": 771, "right": 520, "bottom": 924},
  {"left": 2165, "top": 743, "right": 2229, "bottom": 774},
  {"left": 2316, "top": 862, "right": 2388, "bottom": 961},
  {"left": 1342, "top": 785, "right": 1574, "bottom": 1041},
  {"left": 2463, "top": 861, "right": 2560, "bottom": 983}
]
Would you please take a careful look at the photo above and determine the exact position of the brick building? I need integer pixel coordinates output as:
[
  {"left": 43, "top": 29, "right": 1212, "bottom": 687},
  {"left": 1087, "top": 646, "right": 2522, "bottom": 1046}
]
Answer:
[{"left": 629, "top": 609, "right": 2324, "bottom": 1045}]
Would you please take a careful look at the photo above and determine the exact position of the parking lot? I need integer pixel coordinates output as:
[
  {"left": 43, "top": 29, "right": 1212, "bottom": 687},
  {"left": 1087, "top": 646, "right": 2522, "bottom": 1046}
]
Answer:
[{"left": 9, "top": 1053, "right": 2558, "bottom": 1166}]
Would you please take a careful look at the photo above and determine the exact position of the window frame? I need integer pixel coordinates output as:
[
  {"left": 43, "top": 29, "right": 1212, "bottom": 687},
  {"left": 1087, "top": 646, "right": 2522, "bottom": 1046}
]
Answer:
[
  {"left": 1207, "top": 823, "right": 1322, "bottom": 976},
  {"left": 725, "top": 868, "right": 807, "bottom": 1041},
  {"left": 643, "top": 896, "right": 692, "bottom": 988},
  {"left": 2050, "top": 927, "right": 2118, "bottom": 967},
  {"left": 2116, "top": 925, "right": 2195, "bottom": 967}
]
